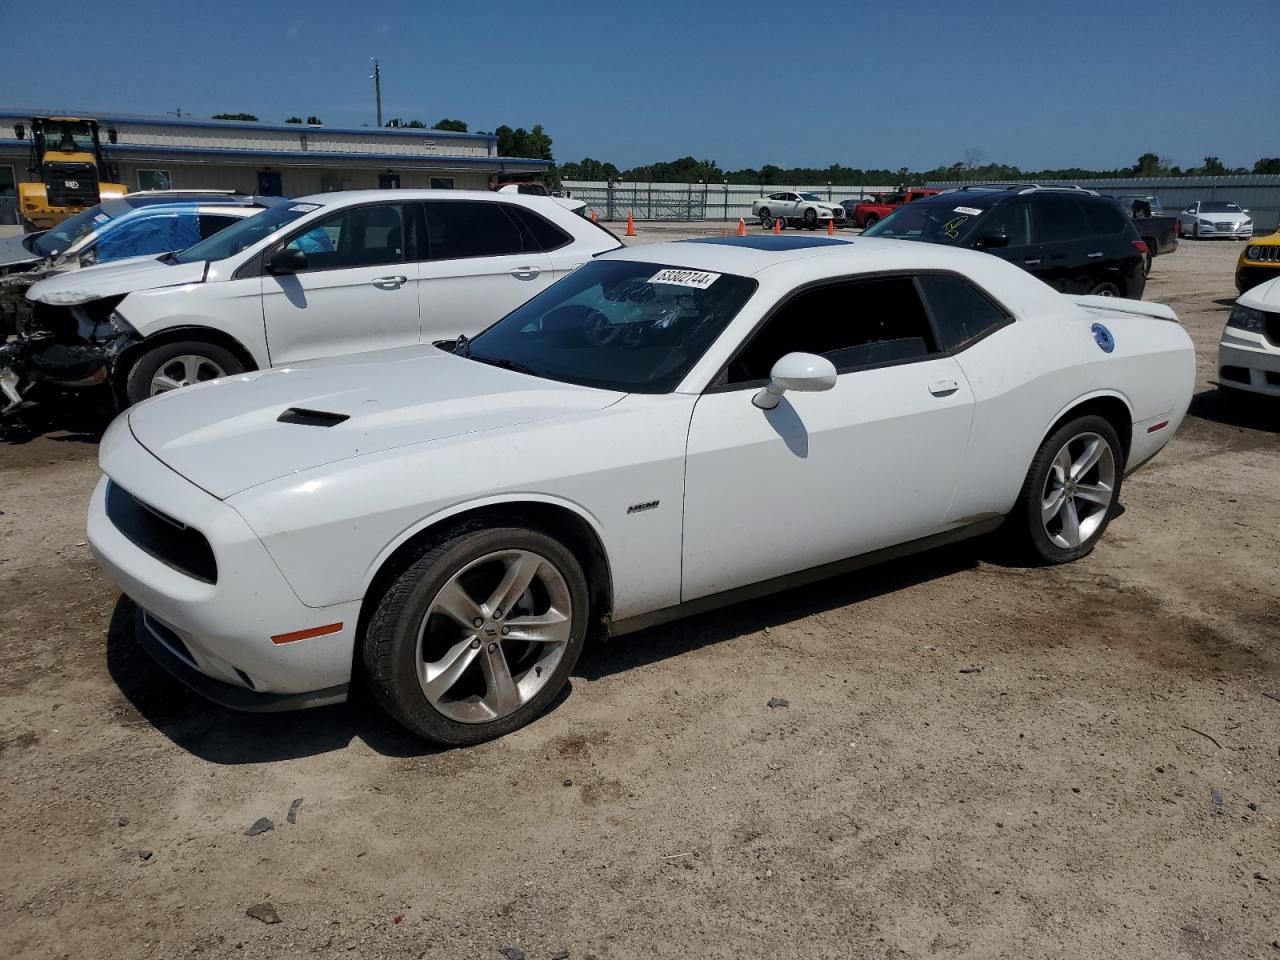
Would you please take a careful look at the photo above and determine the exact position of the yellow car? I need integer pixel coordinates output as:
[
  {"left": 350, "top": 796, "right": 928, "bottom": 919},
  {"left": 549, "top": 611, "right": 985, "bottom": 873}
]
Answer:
[{"left": 1237, "top": 230, "right": 1280, "bottom": 293}]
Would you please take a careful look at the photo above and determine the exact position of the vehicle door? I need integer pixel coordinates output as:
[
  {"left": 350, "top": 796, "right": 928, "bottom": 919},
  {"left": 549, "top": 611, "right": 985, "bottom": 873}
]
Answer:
[
  {"left": 1031, "top": 195, "right": 1093, "bottom": 293},
  {"left": 680, "top": 274, "right": 975, "bottom": 601},
  {"left": 972, "top": 199, "right": 1041, "bottom": 276},
  {"left": 1080, "top": 199, "right": 1143, "bottom": 295},
  {"left": 502, "top": 202, "right": 582, "bottom": 282},
  {"left": 415, "top": 199, "right": 554, "bottom": 342},
  {"left": 261, "top": 201, "right": 422, "bottom": 365}
]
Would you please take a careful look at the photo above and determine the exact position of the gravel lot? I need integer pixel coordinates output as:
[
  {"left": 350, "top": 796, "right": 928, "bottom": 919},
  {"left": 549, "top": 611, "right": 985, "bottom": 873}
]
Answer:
[{"left": 1, "top": 231, "right": 1276, "bottom": 960}]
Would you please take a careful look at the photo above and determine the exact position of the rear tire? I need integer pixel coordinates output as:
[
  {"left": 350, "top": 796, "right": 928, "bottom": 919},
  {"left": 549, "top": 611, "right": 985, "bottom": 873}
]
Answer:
[
  {"left": 123, "top": 340, "right": 244, "bottom": 407},
  {"left": 1006, "top": 415, "right": 1124, "bottom": 565},
  {"left": 362, "top": 526, "right": 589, "bottom": 745},
  {"left": 1089, "top": 282, "right": 1120, "bottom": 297},
  {"left": 862, "top": 214, "right": 879, "bottom": 228}
]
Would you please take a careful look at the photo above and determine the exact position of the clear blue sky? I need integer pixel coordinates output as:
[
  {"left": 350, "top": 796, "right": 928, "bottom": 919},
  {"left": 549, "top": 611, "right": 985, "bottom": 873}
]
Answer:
[{"left": 2, "top": 0, "right": 1275, "bottom": 172}]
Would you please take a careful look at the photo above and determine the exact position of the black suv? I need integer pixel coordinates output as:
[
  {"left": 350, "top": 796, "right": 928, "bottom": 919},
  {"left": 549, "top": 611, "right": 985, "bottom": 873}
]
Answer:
[{"left": 862, "top": 185, "right": 1147, "bottom": 299}]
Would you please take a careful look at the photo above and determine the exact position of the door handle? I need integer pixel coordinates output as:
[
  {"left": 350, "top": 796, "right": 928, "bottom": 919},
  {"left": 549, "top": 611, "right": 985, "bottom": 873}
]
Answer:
[
  {"left": 371, "top": 275, "right": 407, "bottom": 289},
  {"left": 928, "top": 379, "right": 959, "bottom": 397},
  {"left": 1086, "top": 251, "right": 1104, "bottom": 258},
  {"left": 1023, "top": 258, "right": 1041, "bottom": 266},
  {"left": 510, "top": 266, "right": 541, "bottom": 280}
]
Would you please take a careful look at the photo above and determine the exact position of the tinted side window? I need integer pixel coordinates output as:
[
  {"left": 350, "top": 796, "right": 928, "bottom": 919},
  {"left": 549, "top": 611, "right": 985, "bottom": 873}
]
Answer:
[
  {"left": 981, "top": 200, "right": 1032, "bottom": 246},
  {"left": 285, "top": 203, "right": 405, "bottom": 270},
  {"left": 505, "top": 204, "right": 572, "bottom": 252},
  {"left": 918, "top": 274, "right": 1012, "bottom": 351},
  {"left": 424, "top": 200, "right": 524, "bottom": 260},
  {"left": 1082, "top": 201, "right": 1127, "bottom": 236},
  {"left": 1035, "top": 197, "right": 1088, "bottom": 243},
  {"left": 726, "top": 276, "right": 937, "bottom": 384},
  {"left": 198, "top": 214, "right": 240, "bottom": 240}
]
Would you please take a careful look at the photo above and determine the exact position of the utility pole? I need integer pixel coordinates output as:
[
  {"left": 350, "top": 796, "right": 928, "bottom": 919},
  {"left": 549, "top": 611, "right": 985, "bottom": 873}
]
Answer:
[{"left": 370, "top": 59, "right": 383, "bottom": 128}]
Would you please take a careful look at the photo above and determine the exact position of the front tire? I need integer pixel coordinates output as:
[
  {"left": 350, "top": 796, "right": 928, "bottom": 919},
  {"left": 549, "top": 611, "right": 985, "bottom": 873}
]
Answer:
[
  {"left": 758, "top": 208, "right": 773, "bottom": 230},
  {"left": 362, "top": 526, "right": 590, "bottom": 745},
  {"left": 803, "top": 208, "right": 818, "bottom": 230},
  {"left": 862, "top": 214, "right": 879, "bottom": 228},
  {"left": 1008, "top": 415, "right": 1124, "bottom": 564},
  {"left": 123, "top": 340, "right": 243, "bottom": 406}
]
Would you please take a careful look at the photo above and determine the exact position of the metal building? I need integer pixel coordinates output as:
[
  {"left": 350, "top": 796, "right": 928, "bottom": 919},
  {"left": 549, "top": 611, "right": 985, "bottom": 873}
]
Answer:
[{"left": 0, "top": 108, "right": 551, "bottom": 224}]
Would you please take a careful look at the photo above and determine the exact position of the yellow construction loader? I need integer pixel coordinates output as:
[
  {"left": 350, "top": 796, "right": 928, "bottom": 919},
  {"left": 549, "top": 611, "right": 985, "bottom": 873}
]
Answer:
[{"left": 15, "top": 117, "right": 127, "bottom": 231}]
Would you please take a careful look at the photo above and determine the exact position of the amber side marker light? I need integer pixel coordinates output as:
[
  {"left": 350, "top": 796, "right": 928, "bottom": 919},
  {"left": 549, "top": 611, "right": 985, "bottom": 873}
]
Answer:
[
  {"left": 271, "top": 622, "right": 344, "bottom": 645},
  {"left": 1147, "top": 421, "right": 1170, "bottom": 433}
]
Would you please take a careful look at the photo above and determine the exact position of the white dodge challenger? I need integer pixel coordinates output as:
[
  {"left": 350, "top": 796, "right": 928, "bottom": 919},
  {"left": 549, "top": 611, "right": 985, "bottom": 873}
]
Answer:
[{"left": 88, "top": 234, "right": 1195, "bottom": 744}]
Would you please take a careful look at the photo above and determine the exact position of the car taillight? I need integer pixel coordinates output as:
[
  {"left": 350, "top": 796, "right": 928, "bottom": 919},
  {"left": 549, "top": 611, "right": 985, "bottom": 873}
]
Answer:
[
  {"left": 1132, "top": 240, "right": 1148, "bottom": 255},
  {"left": 1174, "top": 221, "right": 1181, "bottom": 237}
]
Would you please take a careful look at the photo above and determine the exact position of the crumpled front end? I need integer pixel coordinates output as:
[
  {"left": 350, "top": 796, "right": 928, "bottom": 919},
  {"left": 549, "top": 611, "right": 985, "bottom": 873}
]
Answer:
[{"left": 0, "top": 293, "right": 133, "bottom": 416}]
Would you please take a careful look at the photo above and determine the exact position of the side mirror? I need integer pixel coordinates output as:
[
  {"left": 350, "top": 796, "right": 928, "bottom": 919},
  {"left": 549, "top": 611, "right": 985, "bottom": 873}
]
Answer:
[
  {"left": 753, "top": 352, "right": 837, "bottom": 409},
  {"left": 266, "top": 246, "right": 307, "bottom": 274},
  {"left": 976, "top": 232, "right": 1009, "bottom": 249}
]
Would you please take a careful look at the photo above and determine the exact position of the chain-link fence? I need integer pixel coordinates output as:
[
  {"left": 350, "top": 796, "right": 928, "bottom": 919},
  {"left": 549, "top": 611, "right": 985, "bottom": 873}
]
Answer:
[{"left": 561, "top": 181, "right": 897, "bottom": 222}]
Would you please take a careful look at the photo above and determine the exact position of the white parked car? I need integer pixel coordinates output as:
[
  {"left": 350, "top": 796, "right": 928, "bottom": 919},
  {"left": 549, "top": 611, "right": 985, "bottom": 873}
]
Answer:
[
  {"left": 751, "top": 192, "right": 846, "bottom": 230},
  {"left": 1218, "top": 276, "right": 1280, "bottom": 398},
  {"left": 88, "top": 235, "right": 1194, "bottom": 744},
  {"left": 1178, "top": 200, "right": 1253, "bottom": 239},
  {"left": 7, "top": 190, "right": 619, "bottom": 409}
]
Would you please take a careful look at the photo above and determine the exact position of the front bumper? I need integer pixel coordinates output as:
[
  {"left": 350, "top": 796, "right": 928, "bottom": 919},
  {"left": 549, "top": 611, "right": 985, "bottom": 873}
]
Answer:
[
  {"left": 1236, "top": 262, "right": 1280, "bottom": 294},
  {"left": 1193, "top": 224, "right": 1253, "bottom": 238},
  {"left": 1218, "top": 331, "right": 1280, "bottom": 398},
  {"left": 88, "top": 418, "right": 361, "bottom": 709}
]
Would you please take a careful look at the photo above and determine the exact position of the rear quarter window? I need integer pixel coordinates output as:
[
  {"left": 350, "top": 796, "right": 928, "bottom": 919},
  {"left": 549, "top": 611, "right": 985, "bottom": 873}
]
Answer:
[
  {"left": 917, "top": 274, "right": 1013, "bottom": 351},
  {"left": 1082, "top": 201, "right": 1128, "bottom": 236}
]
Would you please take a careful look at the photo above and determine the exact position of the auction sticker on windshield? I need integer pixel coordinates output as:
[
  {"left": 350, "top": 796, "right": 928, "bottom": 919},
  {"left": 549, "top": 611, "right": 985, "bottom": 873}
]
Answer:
[
  {"left": 648, "top": 268, "right": 720, "bottom": 289},
  {"left": 289, "top": 204, "right": 321, "bottom": 213},
  {"left": 954, "top": 206, "right": 984, "bottom": 216}
]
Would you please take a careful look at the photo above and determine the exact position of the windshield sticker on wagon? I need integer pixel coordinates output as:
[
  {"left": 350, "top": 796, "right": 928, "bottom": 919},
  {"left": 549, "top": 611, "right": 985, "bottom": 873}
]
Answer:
[
  {"left": 953, "top": 206, "right": 984, "bottom": 216},
  {"left": 289, "top": 203, "right": 321, "bottom": 213},
  {"left": 647, "top": 268, "right": 720, "bottom": 289}
]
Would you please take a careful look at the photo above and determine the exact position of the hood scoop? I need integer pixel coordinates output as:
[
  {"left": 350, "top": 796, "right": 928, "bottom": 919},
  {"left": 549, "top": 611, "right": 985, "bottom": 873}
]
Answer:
[{"left": 277, "top": 407, "right": 350, "bottom": 427}]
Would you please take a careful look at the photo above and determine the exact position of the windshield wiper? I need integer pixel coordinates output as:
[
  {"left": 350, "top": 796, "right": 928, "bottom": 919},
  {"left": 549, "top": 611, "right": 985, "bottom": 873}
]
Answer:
[{"left": 468, "top": 354, "right": 539, "bottom": 377}]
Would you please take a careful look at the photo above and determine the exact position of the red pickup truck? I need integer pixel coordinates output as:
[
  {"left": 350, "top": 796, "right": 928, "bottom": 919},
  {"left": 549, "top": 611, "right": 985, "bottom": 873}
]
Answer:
[{"left": 850, "top": 188, "right": 941, "bottom": 228}]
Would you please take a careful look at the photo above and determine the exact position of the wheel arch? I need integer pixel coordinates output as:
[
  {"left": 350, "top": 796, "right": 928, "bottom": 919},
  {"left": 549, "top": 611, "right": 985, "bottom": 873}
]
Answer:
[
  {"left": 114, "top": 325, "right": 259, "bottom": 401},
  {"left": 1043, "top": 391, "right": 1134, "bottom": 463},
  {"left": 353, "top": 496, "right": 615, "bottom": 677}
]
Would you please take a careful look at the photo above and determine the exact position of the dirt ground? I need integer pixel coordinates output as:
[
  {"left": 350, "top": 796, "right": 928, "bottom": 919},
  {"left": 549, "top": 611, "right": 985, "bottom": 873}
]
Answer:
[{"left": 1, "top": 230, "right": 1276, "bottom": 960}]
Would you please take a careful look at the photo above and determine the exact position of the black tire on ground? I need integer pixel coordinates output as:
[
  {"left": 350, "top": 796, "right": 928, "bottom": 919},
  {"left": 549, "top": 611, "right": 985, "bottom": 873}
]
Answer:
[
  {"left": 804, "top": 208, "right": 818, "bottom": 229},
  {"left": 1089, "top": 282, "right": 1120, "bottom": 297},
  {"left": 863, "top": 215, "right": 879, "bottom": 228},
  {"left": 362, "top": 525, "right": 590, "bottom": 746},
  {"left": 123, "top": 340, "right": 245, "bottom": 407},
  {"left": 758, "top": 208, "right": 772, "bottom": 229},
  {"left": 1005, "top": 414, "right": 1125, "bottom": 565}
]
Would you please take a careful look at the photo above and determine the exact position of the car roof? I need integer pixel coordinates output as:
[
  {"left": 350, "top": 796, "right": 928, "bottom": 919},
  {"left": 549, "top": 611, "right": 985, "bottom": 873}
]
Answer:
[
  {"left": 291, "top": 189, "right": 563, "bottom": 208},
  {"left": 119, "top": 193, "right": 283, "bottom": 210}
]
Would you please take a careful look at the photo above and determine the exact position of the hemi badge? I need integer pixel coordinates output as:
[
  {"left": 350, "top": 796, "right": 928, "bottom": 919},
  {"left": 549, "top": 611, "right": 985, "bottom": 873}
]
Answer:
[
  {"left": 272, "top": 622, "right": 344, "bottom": 645},
  {"left": 627, "top": 500, "right": 660, "bottom": 515},
  {"left": 1147, "top": 421, "right": 1169, "bottom": 433}
]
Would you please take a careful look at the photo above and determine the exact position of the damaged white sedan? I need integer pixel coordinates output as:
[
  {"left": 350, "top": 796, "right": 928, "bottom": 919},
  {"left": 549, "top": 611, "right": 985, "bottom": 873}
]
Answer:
[{"left": 88, "top": 234, "right": 1195, "bottom": 744}]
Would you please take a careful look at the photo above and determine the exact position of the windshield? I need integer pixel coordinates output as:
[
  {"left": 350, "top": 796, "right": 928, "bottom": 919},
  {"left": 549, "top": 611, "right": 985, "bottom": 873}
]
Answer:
[
  {"left": 463, "top": 259, "right": 757, "bottom": 393},
  {"left": 32, "top": 200, "right": 128, "bottom": 257},
  {"left": 40, "top": 120, "right": 95, "bottom": 153},
  {"left": 862, "top": 197, "right": 991, "bottom": 245},
  {"left": 798, "top": 193, "right": 823, "bottom": 202},
  {"left": 173, "top": 202, "right": 316, "bottom": 264},
  {"left": 1200, "top": 202, "right": 1242, "bottom": 214}
]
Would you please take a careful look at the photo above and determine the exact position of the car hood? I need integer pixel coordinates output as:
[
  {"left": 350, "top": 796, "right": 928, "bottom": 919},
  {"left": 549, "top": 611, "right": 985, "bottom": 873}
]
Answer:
[
  {"left": 1239, "top": 276, "right": 1280, "bottom": 311},
  {"left": 127, "top": 346, "right": 626, "bottom": 499},
  {"left": 26, "top": 256, "right": 203, "bottom": 305},
  {"left": 0, "top": 233, "right": 41, "bottom": 271}
]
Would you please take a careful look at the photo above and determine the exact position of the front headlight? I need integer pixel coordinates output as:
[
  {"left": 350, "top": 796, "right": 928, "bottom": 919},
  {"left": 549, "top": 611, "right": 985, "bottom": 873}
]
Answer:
[
  {"left": 1198, "top": 218, "right": 1214, "bottom": 227},
  {"left": 1226, "top": 304, "right": 1267, "bottom": 332},
  {"left": 1247, "top": 246, "right": 1261, "bottom": 259},
  {"left": 1243, "top": 218, "right": 1252, "bottom": 225}
]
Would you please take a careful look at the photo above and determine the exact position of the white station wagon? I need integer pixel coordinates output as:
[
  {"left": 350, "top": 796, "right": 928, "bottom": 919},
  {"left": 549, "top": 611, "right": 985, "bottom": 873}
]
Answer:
[
  {"left": 14, "top": 190, "right": 619, "bottom": 407},
  {"left": 88, "top": 235, "right": 1195, "bottom": 744}
]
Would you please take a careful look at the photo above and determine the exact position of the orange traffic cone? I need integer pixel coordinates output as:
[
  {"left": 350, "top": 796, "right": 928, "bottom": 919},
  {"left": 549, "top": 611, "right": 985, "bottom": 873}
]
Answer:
[
  {"left": 737, "top": 217, "right": 746, "bottom": 237},
  {"left": 773, "top": 216, "right": 781, "bottom": 235},
  {"left": 625, "top": 211, "right": 636, "bottom": 237},
  {"left": 590, "top": 209, "right": 597, "bottom": 223},
  {"left": 827, "top": 218, "right": 835, "bottom": 235}
]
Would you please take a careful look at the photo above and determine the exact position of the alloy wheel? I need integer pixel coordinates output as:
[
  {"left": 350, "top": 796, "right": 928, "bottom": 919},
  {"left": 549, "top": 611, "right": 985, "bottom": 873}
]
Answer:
[
  {"left": 150, "top": 355, "right": 228, "bottom": 395},
  {"left": 1040, "top": 431, "right": 1116, "bottom": 549},
  {"left": 415, "top": 549, "right": 572, "bottom": 724}
]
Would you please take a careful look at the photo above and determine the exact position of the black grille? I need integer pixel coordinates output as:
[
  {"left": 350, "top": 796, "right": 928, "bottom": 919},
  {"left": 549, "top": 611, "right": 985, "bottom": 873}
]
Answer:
[
  {"left": 44, "top": 163, "right": 99, "bottom": 207},
  {"left": 106, "top": 482, "right": 217, "bottom": 583},
  {"left": 1219, "top": 365, "right": 1250, "bottom": 384}
]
